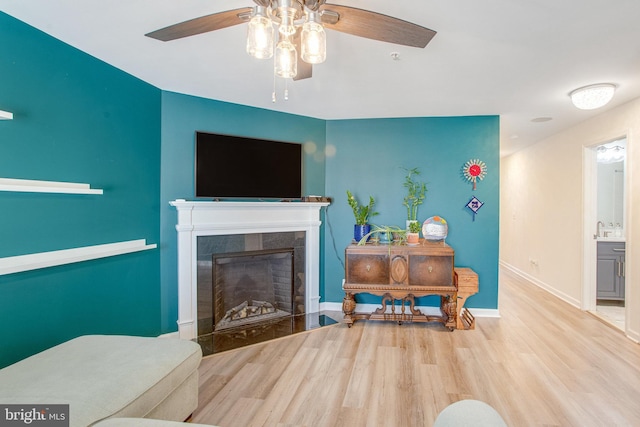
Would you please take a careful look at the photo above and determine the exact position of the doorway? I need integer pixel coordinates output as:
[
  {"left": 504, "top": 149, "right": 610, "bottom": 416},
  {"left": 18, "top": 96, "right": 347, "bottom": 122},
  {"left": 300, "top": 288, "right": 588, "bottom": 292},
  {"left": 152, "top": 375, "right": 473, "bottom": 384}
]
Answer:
[{"left": 583, "top": 137, "right": 627, "bottom": 330}]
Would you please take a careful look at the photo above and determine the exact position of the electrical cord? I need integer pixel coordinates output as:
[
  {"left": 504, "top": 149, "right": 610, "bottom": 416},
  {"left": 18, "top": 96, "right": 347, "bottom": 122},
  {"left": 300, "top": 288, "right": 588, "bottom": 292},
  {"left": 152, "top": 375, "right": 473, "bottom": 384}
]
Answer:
[{"left": 324, "top": 205, "right": 345, "bottom": 271}]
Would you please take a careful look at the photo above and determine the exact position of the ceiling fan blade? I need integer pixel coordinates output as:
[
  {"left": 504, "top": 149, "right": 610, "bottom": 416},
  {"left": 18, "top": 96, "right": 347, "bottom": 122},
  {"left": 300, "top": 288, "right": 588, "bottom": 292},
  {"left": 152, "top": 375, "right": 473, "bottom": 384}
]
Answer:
[
  {"left": 321, "top": 4, "right": 436, "bottom": 48},
  {"left": 293, "top": 29, "right": 313, "bottom": 81},
  {"left": 145, "top": 7, "right": 253, "bottom": 41}
]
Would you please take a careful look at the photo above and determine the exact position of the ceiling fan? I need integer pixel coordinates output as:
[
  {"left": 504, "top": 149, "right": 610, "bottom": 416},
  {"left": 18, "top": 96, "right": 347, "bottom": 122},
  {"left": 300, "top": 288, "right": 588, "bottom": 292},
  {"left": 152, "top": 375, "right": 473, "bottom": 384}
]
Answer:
[{"left": 145, "top": 0, "right": 436, "bottom": 81}]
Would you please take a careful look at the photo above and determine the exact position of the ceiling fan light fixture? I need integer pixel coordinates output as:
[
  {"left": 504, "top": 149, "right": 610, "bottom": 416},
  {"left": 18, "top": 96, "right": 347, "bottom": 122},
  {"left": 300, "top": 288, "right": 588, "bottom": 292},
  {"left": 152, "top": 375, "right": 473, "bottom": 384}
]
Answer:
[
  {"left": 274, "top": 36, "right": 297, "bottom": 78},
  {"left": 246, "top": 6, "right": 274, "bottom": 59},
  {"left": 569, "top": 83, "right": 616, "bottom": 110},
  {"left": 147, "top": 0, "right": 437, "bottom": 97},
  {"left": 301, "top": 12, "right": 326, "bottom": 64}
]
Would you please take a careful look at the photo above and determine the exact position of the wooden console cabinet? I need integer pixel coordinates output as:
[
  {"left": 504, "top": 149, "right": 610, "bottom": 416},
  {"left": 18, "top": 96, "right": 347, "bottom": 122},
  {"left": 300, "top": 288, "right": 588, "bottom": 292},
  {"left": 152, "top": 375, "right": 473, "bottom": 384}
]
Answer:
[{"left": 342, "top": 240, "right": 478, "bottom": 330}]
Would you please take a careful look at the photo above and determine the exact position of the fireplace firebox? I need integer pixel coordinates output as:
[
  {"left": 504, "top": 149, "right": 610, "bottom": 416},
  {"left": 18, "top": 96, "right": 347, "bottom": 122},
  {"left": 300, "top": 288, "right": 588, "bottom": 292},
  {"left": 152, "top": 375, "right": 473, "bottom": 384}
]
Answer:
[
  {"left": 196, "top": 231, "right": 306, "bottom": 338},
  {"left": 212, "top": 249, "right": 294, "bottom": 331}
]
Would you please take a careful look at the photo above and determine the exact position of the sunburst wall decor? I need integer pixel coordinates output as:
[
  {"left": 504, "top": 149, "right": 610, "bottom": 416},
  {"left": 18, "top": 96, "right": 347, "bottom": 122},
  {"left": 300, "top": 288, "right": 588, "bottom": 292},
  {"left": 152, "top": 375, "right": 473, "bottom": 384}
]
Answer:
[{"left": 462, "top": 158, "right": 487, "bottom": 190}]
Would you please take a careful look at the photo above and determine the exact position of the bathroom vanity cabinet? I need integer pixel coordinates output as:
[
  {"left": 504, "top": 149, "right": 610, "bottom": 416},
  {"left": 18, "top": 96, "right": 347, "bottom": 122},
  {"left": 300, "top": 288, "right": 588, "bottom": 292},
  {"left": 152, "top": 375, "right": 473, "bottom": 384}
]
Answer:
[{"left": 597, "top": 241, "right": 625, "bottom": 300}]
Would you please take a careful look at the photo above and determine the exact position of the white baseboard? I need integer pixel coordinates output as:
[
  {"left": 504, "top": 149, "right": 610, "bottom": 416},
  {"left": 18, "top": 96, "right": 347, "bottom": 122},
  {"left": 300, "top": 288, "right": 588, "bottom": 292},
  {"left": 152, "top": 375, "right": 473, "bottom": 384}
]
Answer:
[
  {"left": 469, "top": 308, "right": 501, "bottom": 318},
  {"left": 499, "top": 260, "right": 581, "bottom": 308},
  {"left": 626, "top": 329, "right": 640, "bottom": 343},
  {"left": 320, "top": 302, "right": 343, "bottom": 312},
  {"left": 320, "top": 302, "right": 499, "bottom": 318}
]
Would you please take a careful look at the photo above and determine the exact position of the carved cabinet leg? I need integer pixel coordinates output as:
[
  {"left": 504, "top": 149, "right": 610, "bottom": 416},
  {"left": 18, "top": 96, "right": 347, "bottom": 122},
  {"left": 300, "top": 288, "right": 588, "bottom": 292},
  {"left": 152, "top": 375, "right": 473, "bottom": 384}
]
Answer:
[
  {"left": 342, "top": 292, "right": 356, "bottom": 328},
  {"left": 441, "top": 293, "right": 458, "bottom": 331}
]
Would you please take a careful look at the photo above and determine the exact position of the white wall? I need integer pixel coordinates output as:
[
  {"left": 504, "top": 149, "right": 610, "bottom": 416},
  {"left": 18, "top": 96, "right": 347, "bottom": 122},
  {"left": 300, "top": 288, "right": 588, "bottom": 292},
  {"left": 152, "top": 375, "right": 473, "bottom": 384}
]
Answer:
[{"left": 501, "top": 97, "right": 640, "bottom": 342}]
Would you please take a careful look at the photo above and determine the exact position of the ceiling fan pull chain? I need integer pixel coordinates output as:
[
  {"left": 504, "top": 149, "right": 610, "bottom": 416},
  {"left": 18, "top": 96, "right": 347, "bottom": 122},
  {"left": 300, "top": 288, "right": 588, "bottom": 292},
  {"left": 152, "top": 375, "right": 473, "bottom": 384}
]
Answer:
[
  {"left": 272, "top": 65, "right": 277, "bottom": 103},
  {"left": 284, "top": 79, "right": 289, "bottom": 101}
]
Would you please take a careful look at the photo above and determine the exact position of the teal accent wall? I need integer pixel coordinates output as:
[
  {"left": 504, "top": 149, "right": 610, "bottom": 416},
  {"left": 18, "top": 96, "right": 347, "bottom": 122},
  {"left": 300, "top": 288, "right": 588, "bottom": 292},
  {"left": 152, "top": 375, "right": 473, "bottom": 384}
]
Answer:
[
  {"left": 323, "top": 117, "right": 500, "bottom": 308},
  {"left": 159, "top": 91, "right": 326, "bottom": 332},
  {"left": 0, "top": 13, "right": 162, "bottom": 367},
  {"left": 0, "top": 11, "right": 500, "bottom": 368}
]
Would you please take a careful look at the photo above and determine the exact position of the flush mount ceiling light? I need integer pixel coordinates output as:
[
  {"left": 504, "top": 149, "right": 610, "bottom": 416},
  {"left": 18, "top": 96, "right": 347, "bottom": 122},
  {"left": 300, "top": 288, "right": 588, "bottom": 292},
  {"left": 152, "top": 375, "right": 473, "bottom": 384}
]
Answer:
[
  {"left": 569, "top": 83, "right": 616, "bottom": 110},
  {"left": 146, "top": 1, "right": 436, "bottom": 101}
]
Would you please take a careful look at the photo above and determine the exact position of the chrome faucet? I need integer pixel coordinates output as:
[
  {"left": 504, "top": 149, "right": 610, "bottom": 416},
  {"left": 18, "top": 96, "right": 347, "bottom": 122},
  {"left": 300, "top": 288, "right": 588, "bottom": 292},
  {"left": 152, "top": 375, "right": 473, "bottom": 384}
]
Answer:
[{"left": 596, "top": 221, "right": 605, "bottom": 238}]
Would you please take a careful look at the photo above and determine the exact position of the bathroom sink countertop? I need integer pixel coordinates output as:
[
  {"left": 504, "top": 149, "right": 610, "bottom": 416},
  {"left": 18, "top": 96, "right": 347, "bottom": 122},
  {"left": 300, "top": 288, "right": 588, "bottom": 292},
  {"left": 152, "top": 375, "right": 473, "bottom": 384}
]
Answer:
[{"left": 597, "top": 236, "right": 626, "bottom": 243}]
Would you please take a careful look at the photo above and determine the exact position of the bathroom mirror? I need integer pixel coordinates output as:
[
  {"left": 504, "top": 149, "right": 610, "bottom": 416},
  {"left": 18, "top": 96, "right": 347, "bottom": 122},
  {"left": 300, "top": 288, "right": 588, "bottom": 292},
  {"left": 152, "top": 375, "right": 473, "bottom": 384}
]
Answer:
[{"left": 596, "top": 138, "right": 626, "bottom": 230}]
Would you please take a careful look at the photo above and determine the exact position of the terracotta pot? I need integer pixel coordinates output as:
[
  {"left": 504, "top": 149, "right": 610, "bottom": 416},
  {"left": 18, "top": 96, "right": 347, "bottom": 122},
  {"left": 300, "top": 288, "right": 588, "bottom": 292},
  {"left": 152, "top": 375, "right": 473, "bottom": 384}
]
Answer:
[{"left": 406, "top": 232, "right": 420, "bottom": 244}]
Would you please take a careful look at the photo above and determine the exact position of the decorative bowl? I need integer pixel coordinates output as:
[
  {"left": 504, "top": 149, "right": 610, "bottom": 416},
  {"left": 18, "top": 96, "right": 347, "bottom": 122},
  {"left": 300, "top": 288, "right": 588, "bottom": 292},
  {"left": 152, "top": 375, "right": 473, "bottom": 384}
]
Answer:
[{"left": 422, "top": 216, "right": 448, "bottom": 241}]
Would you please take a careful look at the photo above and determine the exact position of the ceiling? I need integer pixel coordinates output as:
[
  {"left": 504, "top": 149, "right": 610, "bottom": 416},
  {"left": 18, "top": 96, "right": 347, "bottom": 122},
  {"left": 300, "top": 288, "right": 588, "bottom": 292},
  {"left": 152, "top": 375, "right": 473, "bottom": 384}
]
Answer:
[{"left": 2, "top": 0, "right": 640, "bottom": 156}]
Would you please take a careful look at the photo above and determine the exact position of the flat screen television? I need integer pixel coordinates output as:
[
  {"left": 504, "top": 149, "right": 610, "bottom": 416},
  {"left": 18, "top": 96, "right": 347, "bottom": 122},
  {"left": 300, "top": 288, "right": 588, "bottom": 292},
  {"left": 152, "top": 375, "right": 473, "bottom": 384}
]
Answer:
[{"left": 195, "top": 131, "right": 303, "bottom": 199}]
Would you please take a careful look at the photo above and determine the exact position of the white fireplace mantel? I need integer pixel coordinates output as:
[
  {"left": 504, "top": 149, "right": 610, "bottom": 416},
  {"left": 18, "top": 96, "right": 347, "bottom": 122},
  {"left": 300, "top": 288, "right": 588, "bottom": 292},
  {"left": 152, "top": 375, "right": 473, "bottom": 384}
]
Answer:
[{"left": 170, "top": 200, "right": 329, "bottom": 340}]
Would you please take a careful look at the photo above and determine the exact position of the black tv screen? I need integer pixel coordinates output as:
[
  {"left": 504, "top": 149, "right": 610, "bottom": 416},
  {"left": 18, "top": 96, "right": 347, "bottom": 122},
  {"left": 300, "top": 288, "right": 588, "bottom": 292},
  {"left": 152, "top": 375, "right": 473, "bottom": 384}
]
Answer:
[{"left": 195, "top": 131, "right": 303, "bottom": 199}]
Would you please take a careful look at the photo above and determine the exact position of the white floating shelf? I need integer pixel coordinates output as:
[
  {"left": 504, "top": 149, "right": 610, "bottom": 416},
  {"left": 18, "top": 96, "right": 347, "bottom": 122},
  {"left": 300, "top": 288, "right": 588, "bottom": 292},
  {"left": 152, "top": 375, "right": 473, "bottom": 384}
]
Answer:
[
  {"left": 0, "top": 178, "right": 103, "bottom": 194},
  {"left": 0, "top": 239, "right": 157, "bottom": 275},
  {"left": 0, "top": 110, "right": 12, "bottom": 120}
]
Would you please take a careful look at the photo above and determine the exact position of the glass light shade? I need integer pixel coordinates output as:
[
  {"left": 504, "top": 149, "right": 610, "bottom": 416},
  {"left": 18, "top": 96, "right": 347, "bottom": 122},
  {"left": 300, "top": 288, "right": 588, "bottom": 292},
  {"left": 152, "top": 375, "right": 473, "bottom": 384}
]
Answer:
[
  {"left": 246, "top": 12, "right": 274, "bottom": 59},
  {"left": 301, "top": 20, "right": 326, "bottom": 64},
  {"left": 276, "top": 6, "right": 297, "bottom": 37},
  {"left": 570, "top": 83, "right": 616, "bottom": 110},
  {"left": 275, "top": 38, "right": 297, "bottom": 78},
  {"left": 597, "top": 145, "right": 625, "bottom": 164}
]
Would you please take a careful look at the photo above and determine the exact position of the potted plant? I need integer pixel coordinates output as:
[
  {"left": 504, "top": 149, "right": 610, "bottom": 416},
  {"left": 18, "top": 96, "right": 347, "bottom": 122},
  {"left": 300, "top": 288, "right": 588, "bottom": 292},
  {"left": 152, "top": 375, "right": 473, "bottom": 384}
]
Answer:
[
  {"left": 347, "top": 190, "right": 378, "bottom": 242},
  {"left": 402, "top": 167, "right": 428, "bottom": 229},
  {"left": 406, "top": 220, "right": 421, "bottom": 245},
  {"left": 356, "top": 224, "right": 406, "bottom": 246}
]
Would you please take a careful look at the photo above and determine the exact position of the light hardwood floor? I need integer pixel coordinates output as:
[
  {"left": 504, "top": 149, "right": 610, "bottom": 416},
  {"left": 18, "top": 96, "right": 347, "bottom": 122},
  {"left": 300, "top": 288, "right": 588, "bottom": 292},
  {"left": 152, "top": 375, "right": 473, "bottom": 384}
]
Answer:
[{"left": 192, "top": 268, "right": 640, "bottom": 426}]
